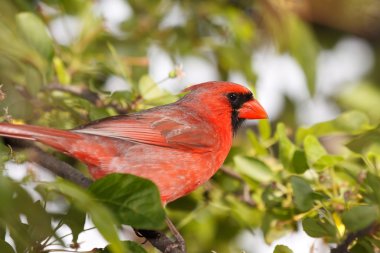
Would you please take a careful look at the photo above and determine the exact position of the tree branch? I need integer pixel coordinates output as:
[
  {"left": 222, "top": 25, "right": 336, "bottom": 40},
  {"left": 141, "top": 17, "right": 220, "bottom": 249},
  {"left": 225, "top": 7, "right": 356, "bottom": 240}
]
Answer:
[
  {"left": 27, "top": 146, "right": 93, "bottom": 188},
  {"left": 6, "top": 139, "right": 186, "bottom": 253}
]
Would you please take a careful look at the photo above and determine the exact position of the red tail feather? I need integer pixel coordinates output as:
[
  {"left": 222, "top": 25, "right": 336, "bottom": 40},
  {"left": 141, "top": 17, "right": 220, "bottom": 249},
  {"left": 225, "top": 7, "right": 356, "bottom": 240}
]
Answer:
[{"left": 0, "top": 123, "right": 81, "bottom": 152}]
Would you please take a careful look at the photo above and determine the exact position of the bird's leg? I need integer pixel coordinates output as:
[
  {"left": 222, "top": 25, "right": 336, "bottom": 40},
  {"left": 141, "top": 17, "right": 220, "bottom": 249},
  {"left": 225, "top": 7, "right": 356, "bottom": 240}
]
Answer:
[{"left": 165, "top": 217, "right": 186, "bottom": 252}]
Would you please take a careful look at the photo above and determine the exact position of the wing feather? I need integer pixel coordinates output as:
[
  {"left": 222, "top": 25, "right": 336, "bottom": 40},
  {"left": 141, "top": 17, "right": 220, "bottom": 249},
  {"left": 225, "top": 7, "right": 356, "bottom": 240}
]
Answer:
[{"left": 73, "top": 108, "right": 215, "bottom": 152}]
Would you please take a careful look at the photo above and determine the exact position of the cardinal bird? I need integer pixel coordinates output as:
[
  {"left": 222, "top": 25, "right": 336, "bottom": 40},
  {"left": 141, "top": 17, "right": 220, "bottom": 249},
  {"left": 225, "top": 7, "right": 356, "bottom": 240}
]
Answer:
[{"left": 0, "top": 81, "right": 267, "bottom": 203}]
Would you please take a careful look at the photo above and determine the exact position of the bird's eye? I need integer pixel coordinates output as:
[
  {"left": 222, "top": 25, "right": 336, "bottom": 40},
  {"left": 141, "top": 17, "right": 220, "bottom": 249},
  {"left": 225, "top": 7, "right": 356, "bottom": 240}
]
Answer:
[{"left": 228, "top": 93, "right": 238, "bottom": 102}]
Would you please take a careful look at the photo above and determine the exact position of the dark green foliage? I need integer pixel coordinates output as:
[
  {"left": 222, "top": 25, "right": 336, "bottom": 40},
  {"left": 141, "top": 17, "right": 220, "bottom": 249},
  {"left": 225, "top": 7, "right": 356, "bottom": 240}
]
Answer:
[
  {"left": 302, "top": 216, "right": 338, "bottom": 239},
  {"left": 290, "top": 176, "right": 314, "bottom": 212},
  {"left": 342, "top": 205, "right": 379, "bottom": 232}
]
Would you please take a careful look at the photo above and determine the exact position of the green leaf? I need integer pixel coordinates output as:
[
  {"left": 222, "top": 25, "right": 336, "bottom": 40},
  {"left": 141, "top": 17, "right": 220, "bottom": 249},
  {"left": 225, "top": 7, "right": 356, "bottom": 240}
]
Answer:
[
  {"left": 89, "top": 107, "right": 112, "bottom": 121},
  {"left": 347, "top": 126, "right": 380, "bottom": 154},
  {"left": 227, "top": 196, "right": 263, "bottom": 228},
  {"left": 0, "top": 226, "right": 5, "bottom": 240},
  {"left": 261, "top": 214, "right": 292, "bottom": 243},
  {"left": 89, "top": 173, "right": 165, "bottom": 230},
  {"left": 12, "top": 223, "right": 31, "bottom": 253},
  {"left": 0, "top": 240, "right": 15, "bottom": 253},
  {"left": 342, "top": 205, "right": 378, "bottom": 232},
  {"left": 302, "top": 216, "right": 337, "bottom": 238},
  {"left": 350, "top": 239, "right": 375, "bottom": 253},
  {"left": 234, "top": 155, "right": 273, "bottom": 183},
  {"left": 258, "top": 119, "right": 271, "bottom": 140},
  {"left": 102, "top": 241, "right": 148, "bottom": 253},
  {"left": 53, "top": 57, "right": 71, "bottom": 85},
  {"left": 0, "top": 177, "right": 33, "bottom": 249},
  {"left": 368, "top": 237, "right": 380, "bottom": 248},
  {"left": 262, "top": 185, "right": 283, "bottom": 209},
  {"left": 26, "top": 200, "right": 54, "bottom": 243},
  {"left": 277, "top": 123, "right": 296, "bottom": 170},
  {"left": 313, "top": 155, "right": 343, "bottom": 170},
  {"left": 62, "top": 206, "right": 86, "bottom": 243},
  {"left": 16, "top": 12, "right": 53, "bottom": 60},
  {"left": 43, "top": 180, "right": 126, "bottom": 253},
  {"left": 290, "top": 176, "right": 314, "bottom": 212},
  {"left": 273, "top": 245, "right": 293, "bottom": 253},
  {"left": 291, "top": 150, "right": 308, "bottom": 174},
  {"left": 53, "top": 0, "right": 90, "bottom": 14},
  {"left": 110, "top": 90, "right": 133, "bottom": 102},
  {"left": 296, "top": 111, "right": 370, "bottom": 144},
  {"left": 138, "top": 76, "right": 177, "bottom": 107},
  {"left": 303, "top": 135, "right": 327, "bottom": 167},
  {"left": 0, "top": 143, "right": 10, "bottom": 165},
  {"left": 124, "top": 241, "right": 148, "bottom": 253},
  {"left": 338, "top": 82, "right": 380, "bottom": 122},
  {"left": 247, "top": 129, "right": 268, "bottom": 155},
  {"left": 364, "top": 173, "right": 380, "bottom": 205}
]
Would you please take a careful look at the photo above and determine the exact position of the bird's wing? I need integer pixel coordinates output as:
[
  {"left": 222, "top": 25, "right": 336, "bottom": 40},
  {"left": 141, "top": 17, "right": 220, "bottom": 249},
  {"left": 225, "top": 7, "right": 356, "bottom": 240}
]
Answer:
[{"left": 72, "top": 109, "right": 216, "bottom": 152}]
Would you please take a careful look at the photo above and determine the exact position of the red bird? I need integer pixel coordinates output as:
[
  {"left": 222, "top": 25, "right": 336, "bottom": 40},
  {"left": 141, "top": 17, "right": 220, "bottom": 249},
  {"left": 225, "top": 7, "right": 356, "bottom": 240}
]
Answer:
[{"left": 0, "top": 82, "right": 267, "bottom": 203}]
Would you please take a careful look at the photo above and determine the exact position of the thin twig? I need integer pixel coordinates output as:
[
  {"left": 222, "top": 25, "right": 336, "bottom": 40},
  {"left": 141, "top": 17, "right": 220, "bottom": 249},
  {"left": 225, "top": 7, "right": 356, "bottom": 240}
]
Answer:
[
  {"left": 165, "top": 218, "right": 186, "bottom": 252},
  {"left": 220, "top": 166, "right": 256, "bottom": 207},
  {"left": 220, "top": 166, "right": 244, "bottom": 181},
  {"left": 49, "top": 227, "right": 97, "bottom": 245}
]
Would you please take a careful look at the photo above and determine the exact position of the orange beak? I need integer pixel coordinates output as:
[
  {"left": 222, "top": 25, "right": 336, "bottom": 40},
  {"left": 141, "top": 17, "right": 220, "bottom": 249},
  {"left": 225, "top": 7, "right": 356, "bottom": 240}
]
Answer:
[{"left": 238, "top": 99, "right": 268, "bottom": 119}]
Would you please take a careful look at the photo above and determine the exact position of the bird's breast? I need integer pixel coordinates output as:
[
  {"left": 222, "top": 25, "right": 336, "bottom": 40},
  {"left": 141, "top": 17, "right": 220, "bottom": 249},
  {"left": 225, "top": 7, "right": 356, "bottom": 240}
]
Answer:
[{"left": 88, "top": 135, "right": 232, "bottom": 203}]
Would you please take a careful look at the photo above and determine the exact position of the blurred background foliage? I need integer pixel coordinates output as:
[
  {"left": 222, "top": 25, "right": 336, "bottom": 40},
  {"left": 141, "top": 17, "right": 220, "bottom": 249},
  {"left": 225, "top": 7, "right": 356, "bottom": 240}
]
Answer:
[{"left": 0, "top": 0, "right": 380, "bottom": 252}]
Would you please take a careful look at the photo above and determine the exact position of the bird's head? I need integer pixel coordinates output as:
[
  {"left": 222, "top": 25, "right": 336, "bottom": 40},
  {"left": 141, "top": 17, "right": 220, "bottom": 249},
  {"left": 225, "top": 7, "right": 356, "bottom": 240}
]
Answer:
[{"left": 182, "top": 81, "right": 268, "bottom": 133}]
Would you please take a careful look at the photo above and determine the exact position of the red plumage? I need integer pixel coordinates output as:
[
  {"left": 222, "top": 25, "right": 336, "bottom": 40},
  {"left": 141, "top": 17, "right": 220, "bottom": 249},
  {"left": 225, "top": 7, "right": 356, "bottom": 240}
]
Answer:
[{"left": 0, "top": 82, "right": 267, "bottom": 203}]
